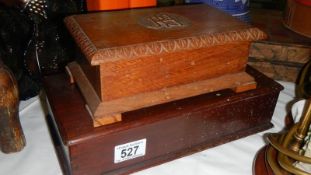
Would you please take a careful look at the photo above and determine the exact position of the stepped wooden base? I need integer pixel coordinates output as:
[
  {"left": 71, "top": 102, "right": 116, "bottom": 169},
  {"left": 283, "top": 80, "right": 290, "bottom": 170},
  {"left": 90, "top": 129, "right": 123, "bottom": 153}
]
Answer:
[
  {"left": 254, "top": 145, "right": 294, "bottom": 175},
  {"left": 67, "top": 62, "right": 257, "bottom": 127}
]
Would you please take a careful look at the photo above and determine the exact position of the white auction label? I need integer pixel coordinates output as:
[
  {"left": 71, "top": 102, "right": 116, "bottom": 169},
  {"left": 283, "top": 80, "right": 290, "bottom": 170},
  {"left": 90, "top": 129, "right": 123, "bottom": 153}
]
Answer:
[{"left": 114, "top": 138, "right": 147, "bottom": 163}]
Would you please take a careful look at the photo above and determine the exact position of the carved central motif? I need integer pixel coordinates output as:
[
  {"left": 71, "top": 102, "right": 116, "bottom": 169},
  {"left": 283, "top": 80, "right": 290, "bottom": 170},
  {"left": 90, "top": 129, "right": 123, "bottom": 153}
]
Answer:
[{"left": 138, "top": 13, "right": 190, "bottom": 30}]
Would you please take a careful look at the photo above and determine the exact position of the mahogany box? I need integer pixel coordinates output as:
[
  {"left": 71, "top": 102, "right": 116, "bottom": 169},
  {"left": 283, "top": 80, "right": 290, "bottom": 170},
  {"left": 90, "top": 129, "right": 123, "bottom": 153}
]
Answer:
[
  {"left": 44, "top": 66, "right": 282, "bottom": 175},
  {"left": 64, "top": 4, "right": 267, "bottom": 126}
]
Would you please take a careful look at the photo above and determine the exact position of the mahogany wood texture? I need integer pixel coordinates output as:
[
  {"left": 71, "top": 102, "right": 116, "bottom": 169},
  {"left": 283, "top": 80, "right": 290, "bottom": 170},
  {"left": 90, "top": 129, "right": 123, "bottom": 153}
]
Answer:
[
  {"left": 254, "top": 145, "right": 292, "bottom": 175},
  {"left": 284, "top": 0, "right": 311, "bottom": 38},
  {"left": 44, "top": 66, "right": 283, "bottom": 175},
  {"left": 64, "top": 4, "right": 267, "bottom": 122},
  {"left": 254, "top": 146, "right": 275, "bottom": 175}
]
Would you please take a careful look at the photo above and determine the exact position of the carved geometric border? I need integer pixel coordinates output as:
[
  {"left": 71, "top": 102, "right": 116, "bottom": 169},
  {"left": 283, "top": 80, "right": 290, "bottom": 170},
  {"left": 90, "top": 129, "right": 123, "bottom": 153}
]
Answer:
[
  {"left": 64, "top": 16, "right": 97, "bottom": 61},
  {"left": 93, "top": 27, "right": 267, "bottom": 65}
]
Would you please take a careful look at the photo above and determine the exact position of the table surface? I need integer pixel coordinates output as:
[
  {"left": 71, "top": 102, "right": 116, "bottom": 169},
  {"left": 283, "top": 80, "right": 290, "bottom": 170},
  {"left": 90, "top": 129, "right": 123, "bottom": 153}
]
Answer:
[{"left": 0, "top": 81, "right": 296, "bottom": 175}]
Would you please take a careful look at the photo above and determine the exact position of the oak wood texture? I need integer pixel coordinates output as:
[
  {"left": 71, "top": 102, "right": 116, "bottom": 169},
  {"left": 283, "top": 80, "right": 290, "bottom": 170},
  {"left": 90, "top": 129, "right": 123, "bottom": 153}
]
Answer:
[
  {"left": 44, "top": 66, "right": 283, "bottom": 175},
  {"left": 64, "top": 5, "right": 266, "bottom": 65},
  {"left": 67, "top": 61, "right": 257, "bottom": 126},
  {"left": 64, "top": 4, "right": 266, "bottom": 123},
  {"left": 0, "top": 65, "right": 25, "bottom": 153}
]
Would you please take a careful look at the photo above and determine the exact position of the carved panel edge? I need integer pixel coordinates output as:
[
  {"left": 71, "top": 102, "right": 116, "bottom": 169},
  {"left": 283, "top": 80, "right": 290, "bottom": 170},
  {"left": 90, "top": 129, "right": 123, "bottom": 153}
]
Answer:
[
  {"left": 91, "top": 28, "right": 267, "bottom": 65},
  {"left": 64, "top": 16, "right": 97, "bottom": 63}
]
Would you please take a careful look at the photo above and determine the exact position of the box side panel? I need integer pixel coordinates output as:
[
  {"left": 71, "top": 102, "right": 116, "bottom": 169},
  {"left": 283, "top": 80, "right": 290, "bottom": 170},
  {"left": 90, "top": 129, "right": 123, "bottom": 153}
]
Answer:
[
  {"left": 45, "top": 100, "right": 72, "bottom": 175},
  {"left": 76, "top": 49, "right": 102, "bottom": 99},
  {"left": 69, "top": 90, "right": 279, "bottom": 175},
  {"left": 100, "top": 42, "right": 250, "bottom": 101}
]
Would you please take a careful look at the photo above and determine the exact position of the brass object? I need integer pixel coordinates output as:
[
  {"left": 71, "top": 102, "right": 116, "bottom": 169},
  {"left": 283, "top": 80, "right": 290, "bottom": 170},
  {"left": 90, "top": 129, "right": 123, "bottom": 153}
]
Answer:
[
  {"left": 266, "top": 60, "right": 311, "bottom": 174},
  {"left": 297, "top": 61, "right": 311, "bottom": 98},
  {"left": 289, "top": 100, "right": 311, "bottom": 152}
]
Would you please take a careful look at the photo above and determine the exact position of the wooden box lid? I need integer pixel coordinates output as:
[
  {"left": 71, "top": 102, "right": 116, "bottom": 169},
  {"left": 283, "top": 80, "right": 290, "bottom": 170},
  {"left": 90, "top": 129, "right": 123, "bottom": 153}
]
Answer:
[{"left": 64, "top": 4, "right": 266, "bottom": 66}]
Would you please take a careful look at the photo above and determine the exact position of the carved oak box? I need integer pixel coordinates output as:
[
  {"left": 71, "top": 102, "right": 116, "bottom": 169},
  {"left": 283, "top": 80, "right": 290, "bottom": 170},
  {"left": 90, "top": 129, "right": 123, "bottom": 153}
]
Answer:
[{"left": 64, "top": 4, "right": 267, "bottom": 126}]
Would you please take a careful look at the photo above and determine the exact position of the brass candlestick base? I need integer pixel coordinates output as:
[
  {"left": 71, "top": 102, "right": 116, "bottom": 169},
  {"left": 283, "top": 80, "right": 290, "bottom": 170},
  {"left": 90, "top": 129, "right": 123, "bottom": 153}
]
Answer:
[
  {"left": 255, "top": 60, "right": 311, "bottom": 175},
  {"left": 254, "top": 103, "right": 311, "bottom": 175},
  {"left": 266, "top": 122, "right": 311, "bottom": 175}
]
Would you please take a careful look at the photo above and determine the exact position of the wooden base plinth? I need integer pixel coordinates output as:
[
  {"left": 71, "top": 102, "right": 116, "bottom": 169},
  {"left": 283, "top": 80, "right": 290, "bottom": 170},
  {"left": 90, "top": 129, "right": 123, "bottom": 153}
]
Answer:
[
  {"left": 44, "top": 66, "right": 282, "bottom": 175},
  {"left": 254, "top": 145, "right": 294, "bottom": 175},
  {"left": 254, "top": 146, "right": 276, "bottom": 175}
]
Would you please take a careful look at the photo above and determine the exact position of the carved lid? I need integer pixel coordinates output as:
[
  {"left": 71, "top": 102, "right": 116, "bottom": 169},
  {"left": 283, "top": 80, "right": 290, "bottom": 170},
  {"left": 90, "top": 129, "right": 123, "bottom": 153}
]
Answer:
[{"left": 65, "top": 4, "right": 267, "bottom": 66}]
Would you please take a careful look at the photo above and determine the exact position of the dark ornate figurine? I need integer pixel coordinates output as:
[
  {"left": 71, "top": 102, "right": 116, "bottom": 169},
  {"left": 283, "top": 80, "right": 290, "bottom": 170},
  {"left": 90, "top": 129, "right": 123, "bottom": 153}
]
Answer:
[
  {"left": 0, "top": 0, "right": 84, "bottom": 100},
  {"left": 0, "top": 0, "right": 84, "bottom": 152},
  {"left": 21, "top": 0, "right": 82, "bottom": 78},
  {"left": 0, "top": 1, "right": 40, "bottom": 100}
]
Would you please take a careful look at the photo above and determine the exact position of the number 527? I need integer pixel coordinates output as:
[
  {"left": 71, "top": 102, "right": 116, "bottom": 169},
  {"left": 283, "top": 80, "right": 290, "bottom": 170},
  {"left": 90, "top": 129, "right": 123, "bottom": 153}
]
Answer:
[{"left": 121, "top": 146, "right": 139, "bottom": 158}]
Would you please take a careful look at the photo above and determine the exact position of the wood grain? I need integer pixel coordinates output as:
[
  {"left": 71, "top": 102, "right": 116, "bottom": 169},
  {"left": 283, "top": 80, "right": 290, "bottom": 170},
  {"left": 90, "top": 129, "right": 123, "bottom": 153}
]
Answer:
[
  {"left": 248, "top": 41, "right": 310, "bottom": 82},
  {"left": 67, "top": 61, "right": 257, "bottom": 125},
  {"left": 0, "top": 65, "right": 25, "bottom": 153},
  {"left": 100, "top": 42, "right": 250, "bottom": 100},
  {"left": 64, "top": 4, "right": 267, "bottom": 65},
  {"left": 66, "top": 62, "right": 100, "bottom": 116},
  {"left": 249, "top": 42, "right": 310, "bottom": 64},
  {"left": 254, "top": 146, "right": 275, "bottom": 175},
  {"left": 284, "top": 0, "right": 311, "bottom": 38},
  {"left": 95, "top": 71, "right": 257, "bottom": 120},
  {"left": 92, "top": 113, "right": 122, "bottom": 127}
]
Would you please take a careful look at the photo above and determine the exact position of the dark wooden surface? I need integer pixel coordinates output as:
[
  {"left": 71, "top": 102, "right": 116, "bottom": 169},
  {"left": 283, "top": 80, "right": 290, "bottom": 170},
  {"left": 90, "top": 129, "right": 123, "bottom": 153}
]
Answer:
[{"left": 44, "top": 66, "right": 283, "bottom": 175}]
